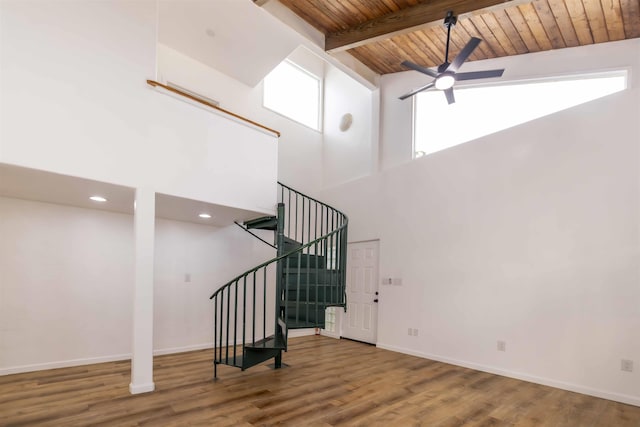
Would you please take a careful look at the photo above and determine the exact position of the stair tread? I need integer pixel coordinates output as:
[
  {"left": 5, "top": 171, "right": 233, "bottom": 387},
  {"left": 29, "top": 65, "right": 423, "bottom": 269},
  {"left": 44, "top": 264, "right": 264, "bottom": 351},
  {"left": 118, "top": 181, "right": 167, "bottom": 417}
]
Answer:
[
  {"left": 244, "top": 216, "right": 277, "bottom": 230},
  {"left": 282, "top": 254, "right": 326, "bottom": 268},
  {"left": 286, "top": 320, "right": 324, "bottom": 329},
  {"left": 218, "top": 355, "right": 244, "bottom": 368},
  {"left": 285, "top": 301, "right": 345, "bottom": 306},
  {"left": 246, "top": 335, "right": 286, "bottom": 350},
  {"left": 283, "top": 237, "right": 302, "bottom": 250},
  {"left": 283, "top": 267, "right": 334, "bottom": 273}
]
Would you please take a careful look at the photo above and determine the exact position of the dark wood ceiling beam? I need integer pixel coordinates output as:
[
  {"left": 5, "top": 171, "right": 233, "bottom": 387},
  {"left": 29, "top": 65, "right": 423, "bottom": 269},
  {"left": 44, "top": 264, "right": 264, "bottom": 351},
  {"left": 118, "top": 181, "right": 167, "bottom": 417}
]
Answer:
[{"left": 325, "top": 0, "right": 534, "bottom": 52}]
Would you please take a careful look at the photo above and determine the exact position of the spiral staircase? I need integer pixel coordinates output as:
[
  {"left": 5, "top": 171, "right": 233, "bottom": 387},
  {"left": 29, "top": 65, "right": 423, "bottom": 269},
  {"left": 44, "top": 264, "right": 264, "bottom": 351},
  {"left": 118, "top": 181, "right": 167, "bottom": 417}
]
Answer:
[{"left": 209, "top": 182, "right": 348, "bottom": 377}]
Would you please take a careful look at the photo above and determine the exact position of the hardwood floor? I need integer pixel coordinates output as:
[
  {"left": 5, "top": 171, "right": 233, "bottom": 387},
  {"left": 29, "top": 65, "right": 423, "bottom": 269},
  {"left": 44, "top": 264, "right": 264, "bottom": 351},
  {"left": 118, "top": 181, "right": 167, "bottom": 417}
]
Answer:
[{"left": 1, "top": 336, "right": 639, "bottom": 426}]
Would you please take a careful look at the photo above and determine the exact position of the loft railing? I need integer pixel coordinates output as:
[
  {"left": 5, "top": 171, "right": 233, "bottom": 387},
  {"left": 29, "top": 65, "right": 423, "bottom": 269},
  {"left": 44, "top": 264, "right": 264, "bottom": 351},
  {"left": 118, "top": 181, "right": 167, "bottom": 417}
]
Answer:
[
  {"left": 209, "top": 182, "right": 348, "bottom": 377},
  {"left": 146, "top": 80, "right": 280, "bottom": 137}
]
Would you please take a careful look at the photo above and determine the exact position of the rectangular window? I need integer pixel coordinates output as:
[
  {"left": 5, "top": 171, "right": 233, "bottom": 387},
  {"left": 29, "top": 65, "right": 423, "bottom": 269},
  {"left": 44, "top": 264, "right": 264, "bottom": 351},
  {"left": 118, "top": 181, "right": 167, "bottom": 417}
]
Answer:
[{"left": 263, "top": 60, "right": 321, "bottom": 130}]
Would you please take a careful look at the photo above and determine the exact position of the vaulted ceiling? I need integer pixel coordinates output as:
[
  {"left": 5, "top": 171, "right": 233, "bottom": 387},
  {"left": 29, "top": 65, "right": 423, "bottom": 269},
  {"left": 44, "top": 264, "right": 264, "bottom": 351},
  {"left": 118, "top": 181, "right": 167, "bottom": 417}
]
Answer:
[{"left": 271, "top": 0, "right": 640, "bottom": 74}]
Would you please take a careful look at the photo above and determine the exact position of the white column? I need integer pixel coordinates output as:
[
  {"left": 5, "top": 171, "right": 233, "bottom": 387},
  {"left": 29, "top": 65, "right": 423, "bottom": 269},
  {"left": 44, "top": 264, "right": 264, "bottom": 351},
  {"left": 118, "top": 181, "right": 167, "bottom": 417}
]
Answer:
[{"left": 130, "top": 187, "right": 155, "bottom": 394}]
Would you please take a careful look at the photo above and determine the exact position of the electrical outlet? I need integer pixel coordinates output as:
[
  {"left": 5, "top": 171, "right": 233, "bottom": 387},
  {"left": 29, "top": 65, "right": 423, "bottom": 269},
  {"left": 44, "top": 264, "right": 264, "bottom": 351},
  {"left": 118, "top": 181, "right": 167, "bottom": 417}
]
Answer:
[
  {"left": 408, "top": 328, "right": 412, "bottom": 336},
  {"left": 497, "top": 340, "right": 506, "bottom": 352},
  {"left": 413, "top": 328, "right": 419, "bottom": 336},
  {"left": 621, "top": 359, "right": 634, "bottom": 372},
  {"left": 185, "top": 273, "right": 191, "bottom": 283}
]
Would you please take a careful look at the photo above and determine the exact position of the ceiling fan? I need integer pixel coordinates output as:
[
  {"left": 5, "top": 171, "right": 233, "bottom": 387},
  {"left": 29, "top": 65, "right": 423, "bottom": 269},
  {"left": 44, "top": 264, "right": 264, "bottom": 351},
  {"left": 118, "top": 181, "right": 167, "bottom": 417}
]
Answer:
[{"left": 399, "top": 11, "right": 505, "bottom": 104}]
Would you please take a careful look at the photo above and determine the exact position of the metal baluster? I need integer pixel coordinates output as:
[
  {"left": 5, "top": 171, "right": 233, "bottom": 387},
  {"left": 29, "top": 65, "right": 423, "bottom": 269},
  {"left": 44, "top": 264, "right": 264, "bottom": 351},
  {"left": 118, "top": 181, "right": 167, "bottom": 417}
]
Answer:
[
  {"left": 225, "top": 287, "right": 230, "bottom": 363},
  {"left": 301, "top": 197, "right": 305, "bottom": 245},
  {"left": 314, "top": 241, "right": 320, "bottom": 310},
  {"left": 285, "top": 257, "right": 291, "bottom": 323},
  {"left": 342, "top": 226, "right": 348, "bottom": 304},
  {"left": 288, "top": 190, "right": 291, "bottom": 237},
  {"left": 307, "top": 198, "right": 311, "bottom": 245},
  {"left": 233, "top": 280, "right": 238, "bottom": 366},
  {"left": 328, "top": 216, "right": 336, "bottom": 310},
  {"left": 243, "top": 276, "right": 247, "bottom": 355},
  {"left": 214, "top": 294, "right": 217, "bottom": 378},
  {"left": 325, "top": 207, "right": 329, "bottom": 257},
  {"left": 263, "top": 268, "right": 267, "bottom": 342},
  {"left": 301, "top": 250, "right": 308, "bottom": 326},
  {"left": 295, "top": 193, "right": 298, "bottom": 242},
  {"left": 252, "top": 272, "right": 256, "bottom": 345}
]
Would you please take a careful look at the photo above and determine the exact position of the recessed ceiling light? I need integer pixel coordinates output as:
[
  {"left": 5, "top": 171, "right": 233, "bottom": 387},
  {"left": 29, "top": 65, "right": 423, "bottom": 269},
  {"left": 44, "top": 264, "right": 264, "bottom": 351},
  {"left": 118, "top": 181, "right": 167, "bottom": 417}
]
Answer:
[
  {"left": 199, "top": 213, "right": 212, "bottom": 219},
  {"left": 90, "top": 196, "right": 107, "bottom": 202}
]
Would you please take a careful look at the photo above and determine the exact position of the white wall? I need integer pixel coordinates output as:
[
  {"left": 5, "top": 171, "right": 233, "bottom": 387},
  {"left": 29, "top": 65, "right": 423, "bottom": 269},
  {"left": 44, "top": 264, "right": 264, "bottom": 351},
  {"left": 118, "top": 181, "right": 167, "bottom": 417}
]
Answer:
[
  {"left": 322, "top": 66, "right": 376, "bottom": 188},
  {"left": 157, "top": 44, "right": 323, "bottom": 196},
  {"left": 321, "top": 38, "right": 640, "bottom": 405},
  {"left": 0, "top": 196, "right": 275, "bottom": 373},
  {"left": 0, "top": 197, "right": 134, "bottom": 373},
  {"left": 157, "top": 43, "right": 380, "bottom": 195},
  {"left": 153, "top": 219, "right": 274, "bottom": 353},
  {"left": 0, "top": 0, "right": 277, "bottom": 214}
]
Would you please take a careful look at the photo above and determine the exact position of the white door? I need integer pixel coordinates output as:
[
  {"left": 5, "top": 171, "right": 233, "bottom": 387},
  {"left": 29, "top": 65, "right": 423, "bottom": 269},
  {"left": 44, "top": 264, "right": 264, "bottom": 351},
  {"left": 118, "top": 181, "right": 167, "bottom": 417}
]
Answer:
[{"left": 342, "top": 240, "right": 379, "bottom": 344}]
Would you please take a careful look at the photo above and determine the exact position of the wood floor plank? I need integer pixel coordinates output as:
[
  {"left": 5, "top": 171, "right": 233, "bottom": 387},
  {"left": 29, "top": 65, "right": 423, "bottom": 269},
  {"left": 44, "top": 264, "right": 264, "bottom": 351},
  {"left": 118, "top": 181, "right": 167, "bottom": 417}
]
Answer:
[{"left": 1, "top": 336, "right": 639, "bottom": 426}]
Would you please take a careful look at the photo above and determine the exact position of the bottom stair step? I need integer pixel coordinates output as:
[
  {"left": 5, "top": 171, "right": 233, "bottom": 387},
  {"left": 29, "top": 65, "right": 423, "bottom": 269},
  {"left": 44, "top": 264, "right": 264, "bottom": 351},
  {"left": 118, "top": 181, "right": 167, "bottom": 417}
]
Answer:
[
  {"left": 245, "top": 335, "right": 286, "bottom": 350},
  {"left": 218, "top": 355, "right": 244, "bottom": 368}
]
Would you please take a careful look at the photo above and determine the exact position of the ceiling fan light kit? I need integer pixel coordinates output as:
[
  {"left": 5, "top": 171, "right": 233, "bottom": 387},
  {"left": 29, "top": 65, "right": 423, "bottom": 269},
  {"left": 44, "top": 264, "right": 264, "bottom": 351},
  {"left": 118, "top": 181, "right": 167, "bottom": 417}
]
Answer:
[
  {"left": 399, "top": 11, "right": 505, "bottom": 104},
  {"left": 434, "top": 73, "right": 455, "bottom": 90}
]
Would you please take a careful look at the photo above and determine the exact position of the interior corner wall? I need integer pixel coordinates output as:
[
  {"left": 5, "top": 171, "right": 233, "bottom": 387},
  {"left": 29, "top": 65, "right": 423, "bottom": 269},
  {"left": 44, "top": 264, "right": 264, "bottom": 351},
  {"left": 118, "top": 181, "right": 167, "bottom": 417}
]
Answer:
[
  {"left": 0, "top": 196, "right": 276, "bottom": 374},
  {"left": 320, "top": 38, "right": 640, "bottom": 405}
]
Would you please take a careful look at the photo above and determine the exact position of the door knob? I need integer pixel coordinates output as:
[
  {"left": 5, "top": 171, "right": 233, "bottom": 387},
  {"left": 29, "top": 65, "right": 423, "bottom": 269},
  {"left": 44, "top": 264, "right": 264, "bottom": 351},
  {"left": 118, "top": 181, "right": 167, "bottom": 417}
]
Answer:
[{"left": 373, "top": 299, "right": 379, "bottom": 303}]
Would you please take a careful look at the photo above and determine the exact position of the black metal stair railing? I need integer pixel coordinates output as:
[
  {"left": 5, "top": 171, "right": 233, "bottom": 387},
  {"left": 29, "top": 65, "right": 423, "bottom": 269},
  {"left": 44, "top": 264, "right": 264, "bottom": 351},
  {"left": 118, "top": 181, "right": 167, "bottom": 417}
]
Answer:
[
  {"left": 278, "top": 182, "right": 348, "bottom": 329},
  {"left": 209, "top": 182, "right": 348, "bottom": 378}
]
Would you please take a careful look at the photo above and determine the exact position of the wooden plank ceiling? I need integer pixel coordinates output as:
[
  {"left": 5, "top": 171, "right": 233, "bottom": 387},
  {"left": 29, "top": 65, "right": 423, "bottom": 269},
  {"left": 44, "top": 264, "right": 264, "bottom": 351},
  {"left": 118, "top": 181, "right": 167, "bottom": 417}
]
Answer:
[{"left": 276, "top": 0, "right": 640, "bottom": 74}]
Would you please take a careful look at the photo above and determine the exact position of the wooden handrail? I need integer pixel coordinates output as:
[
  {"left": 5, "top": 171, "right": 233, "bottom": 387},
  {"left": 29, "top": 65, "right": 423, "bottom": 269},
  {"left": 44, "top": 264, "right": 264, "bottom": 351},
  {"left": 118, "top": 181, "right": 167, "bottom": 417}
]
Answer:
[{"left": 146, "top": 80, "right": 280, "bottom": 137}]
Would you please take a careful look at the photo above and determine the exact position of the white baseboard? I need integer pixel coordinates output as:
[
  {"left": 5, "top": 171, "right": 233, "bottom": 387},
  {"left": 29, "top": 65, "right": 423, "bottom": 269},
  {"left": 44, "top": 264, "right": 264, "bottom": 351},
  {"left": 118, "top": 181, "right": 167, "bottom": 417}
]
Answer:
[
  {"left": 0, "top": 344, "right": 213, "bottom": 376},
  {"left": 376, "top": 343, "right": 640, "bottom": 407},
  {"left": 129, "top": 382, "right": 155, "bottom": 394},
  {"left": 0, "top": 353, "right": 131, "bottom": 376},
  {"left": 288, "top": 328, "right": 316, "bottom": 338},
  {"left": 153, "top": 343, "right": 212, "bottom": 356},
  {"left": 320, "top": 330, "right": 341, "bottom": 339}
]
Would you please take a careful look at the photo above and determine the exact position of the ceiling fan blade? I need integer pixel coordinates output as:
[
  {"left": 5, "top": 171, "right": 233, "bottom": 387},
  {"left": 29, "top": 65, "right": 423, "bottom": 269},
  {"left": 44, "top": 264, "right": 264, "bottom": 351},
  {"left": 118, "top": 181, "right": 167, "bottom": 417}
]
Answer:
[
  {"left": 455, "top": 69, "right": 505, "bottom": 81},
  {"left": 399, "top": 82, "right": 436, "bottom": 100},
  {"left": 444, "top": 88, "right": 455, "bottom": 105},
  {"left": 401, "top": 60, "right": 438, "bottom": 78},
  {"left": 447, "top": 37, "right": 481, "bottom": 73}
]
